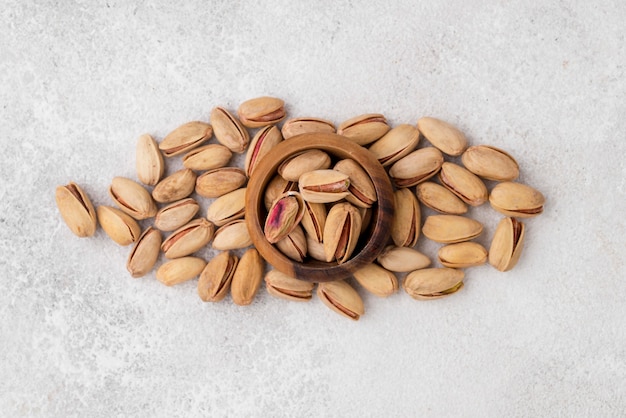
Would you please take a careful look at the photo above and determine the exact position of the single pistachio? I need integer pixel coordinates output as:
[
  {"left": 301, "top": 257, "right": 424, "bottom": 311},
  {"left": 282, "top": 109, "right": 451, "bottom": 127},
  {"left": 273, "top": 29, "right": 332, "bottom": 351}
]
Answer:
[
  {"left": 416, "top": 182, "right": 468, "bottom": 215},
  {"left": 438, "top": 242, "right": 488, "bottom": 268},
  {"left": 245, "top": 125, "right": 283, "bottom": 176},
  {"left": 237, "top": 96, "right": 286, "bottom": 128},
  {"left": 210, "top": 107, "right": 250, "bottom": 153},
  {"left": 198, "top": 251, "right": 239, "bottom": 302},
  {"left": 264, "top": 175, "right": 298, "bottom": 210},
  {"left": 461, "top": 145, "right": 519, "bottom": 181},
  {"left": 334, "top": 159, "right": 377, "bottom": 208},
  {"left": 298, "top": 169, "right": 350, "bottom": 203},
  {"left": 212, "top": 219, "right": 253, "bottom": 250},
  {"left": 422, "top": 215, "right": 483, "bottom": 244},
  {"left": 323, "top": 202, "right": 362, "bottom": 264},
  {"left": 152, "top": 169, "right": 197, "bottom": 203},
  {"left": 439, "top": 162, "right": 488, "bottom": 206},
  {"left": 275, "top": 225, "right": 307, "bottom": 262},
  {"left": 417, "top": 117, "right": 467, "bottom": 156},
  {"left": 206, "top": 187, "right": 246, "bottom": 226},
  {"left": 55, "top": 182, "right": 97, "bottom": 237},
  {"left": 391, "top": 188, "right": 421, "bottom": 247},
  {"left": 403, "top": 268, "right": 465, "bottom": 300},
  {"left": 278, "top": 150, "right": 331, "bottom": 182},
  {"left": 264, "top": 192, "right": 305, "bottom": 244},
  {"left": 352, "top": 264, "right": 399, "bottom": 298},
  {"left": 230, "top": 248, "right": 265, "bottom": 306},
  {"left": 281, "top": 117, "right": 336, "bottom": 139},
  {"left": 489, "top": 182, "right": 545, "bottom": 218},
  {"left": 305, "top": 232, "right": 327, "bottom": 261},
  {"left": 154, "top": 198, "right": 200, "bottom": 232},
  {"left": 126, "top": 227, "right": 162, "bottom": 278},
  {"left": 182, "top": 144, "right": 233, "bottom": 171},
  {"left": 136, "top": 134, "right": 164, "bottom": 186},
  {"left": 264, "top": 270, "right": 315, "bottom": 302},
  {"left": 376, "top": 245, "right": 431, "bottom": 272},
  {"left": 195, "top": 167, "right": 247, "bottom": 198},
  {"left": 159, "top": 121, "right": 212, "bottom": 157},
  {"left": 317, "top": 280, "right": 364, "bottom": 321},
  {"left": 161, "top": 218, "right": 215, "bottom": 259},
  {"left": 389, "top": 147, "right": 444, "bottom": 188},
  {"left": 300, "top": 201, "right": 327, "bottom": 243},
  {"left": 108, "top": 176, "right": 157, "bottom": 220},
  {"left": 489, "top": 217, "right": 525, "bottom": 272},
  {"left": 156, "top": 256, "right": 206, "bottom": 286},
  {"left": 96, "top": 205, "right": 141, "bottom": 246},
  {"left": 337, "top": 113, "right": 390, "bottom": 146},
  {"left": 367, "top": 124, "right": 420, "bottom": 166}
]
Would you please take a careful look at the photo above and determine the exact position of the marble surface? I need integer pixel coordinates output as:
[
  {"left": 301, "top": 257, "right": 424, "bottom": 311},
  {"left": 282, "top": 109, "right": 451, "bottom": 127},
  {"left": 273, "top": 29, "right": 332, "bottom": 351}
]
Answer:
[{"left": 1, "top": 1, "right": 625, "bottom": 416}]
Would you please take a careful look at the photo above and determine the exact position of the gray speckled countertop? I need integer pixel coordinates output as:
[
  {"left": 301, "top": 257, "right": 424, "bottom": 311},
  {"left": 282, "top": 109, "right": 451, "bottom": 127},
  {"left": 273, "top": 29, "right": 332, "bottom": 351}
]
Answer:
[{"left": 2, "top": 1, "right": 625, "bottom": 416}]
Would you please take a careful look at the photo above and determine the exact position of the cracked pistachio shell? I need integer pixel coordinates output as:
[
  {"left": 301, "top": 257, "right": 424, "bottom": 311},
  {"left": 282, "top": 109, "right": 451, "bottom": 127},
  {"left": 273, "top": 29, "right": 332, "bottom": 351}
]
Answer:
[
  {"left": 210, "top": 107, "right": 250, "bottom": 153},
  {"left": 237, "top": 96, "right": 286, "bottom": 128},
  {"left": 230, "top": 248, "right": 265, "bottom": 306},
  {"left": 438, "top": 242, "right": 488, "bottom": 268},
  {"left": 182, "top": 144, "right": 232, "bottom": 171},
  {"left": 301, "top": 201, "right": 327, "bottom": 243},
  {"left": 317, "top": 280, "right": 364, "bottom": 321},
  {"left": 198, "top": 251, "right": 239, "bottom": 302},
  {"left": 108, "top": 177, "right": 157, "bottom": 220},
  {"left": 278, "top": 150, "right": 331, "bottom": 182},
  {"left": 55, "top": 182, "right": 97, "bottom": 237},
  {"left": 489, "top": 182, "right": 545, "bottom": 218},
  {"left": 391, "top": 188, "right": 421, "bottom": 247},
  {"left": 126, "top": 227, "right": 162, "bottom": 278},
  {"left": 264, "top": 175, "right": 298, "bottom": 210},
  {"left": 136, "top": 134, "right": 164, "bottom": 186},
  {"left": 416, "top": 182, "right": 468, "bottom": 215},
  {"left": 97, "top": 205, "right": 141, "bottom": 246},
  {"left": 368, "top": 124, "right": 420, "bottom": 166},
  {"left": 323, "top": 202, "right": 362, "bottom": 264},
  {"left": 337, "top": 113, "right": 390, "bottom": 145},
  {"left": 281, "top": 117, "right": 335, "bottom": 139},
  {"left": 358, "top": 207, "right": 372, "bottom": 234},
  {"left": 152, "top": 169, "right": 197, "bottom": 203},
  {"left": 376, "top": 245, "right": 431, "bottom": 273},
  {"left": 422, "top": 215, "right": 483, "bottom": 244},
  {"left": 489, "top": 217, "right": 525, "bottom": 272},
  {"left": 206, "top": 188, "right": 246, "bottom": 226},
  {"left": 298, "top": 169, "right": 350, "bottom": 203},
  {"left": 159, "top": 121, "right": 212, "bottom": 157},
  {"left": 439, "top": 162, "right": 488, "bottom": 206},
  {"left": 461, "top": 145, "right": 519, "bottom": 181},
  {"left": 389, "top": 147, "right": 444, "bottom": 188},
  {"left": 305, "top": 232, "right": 327, "bottom": 262},
  {"left": 264, "top": 192, "right": 305, "bottom": 244},
  {"left": 156, "top": 256, "right": 206, "bottom": 286},
  {"left": 161, "top": 218, "right": 214, "bottom": 259},
  {"left": 403, "top": 268, "right": 465, "bottom": 300},
  {"left": 264, "top": 270, "right": 315, "bottom": 302},
  {"left": 275, "top": 225, "right": 307, "bottom": 262},
  {"left": 212, "top": 219, "right": 253, "bottom": 250},
  {"left": 334, "top": 159, "right": 377, "bottom": 208},
  {"left": 353, "top": 263, "right": 399, "bottom": 298},
  {"left": 417, "top": 117, "right": 467, "bottom": 156},
  {"left": 154, "top": 198, "right": 200, "bottom": 232},
  {"left": 195, "top": 167, "right": 247, "bottom": 198},
  {"left": 245, "top": 125, "right": 283, "bottom": 176}
]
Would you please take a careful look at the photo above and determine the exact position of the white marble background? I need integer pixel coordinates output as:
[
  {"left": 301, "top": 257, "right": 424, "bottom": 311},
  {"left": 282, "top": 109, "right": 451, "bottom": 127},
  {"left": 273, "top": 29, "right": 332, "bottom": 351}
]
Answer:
[{"left": 1, "top": 1, "right": 625, "bottom": 416}]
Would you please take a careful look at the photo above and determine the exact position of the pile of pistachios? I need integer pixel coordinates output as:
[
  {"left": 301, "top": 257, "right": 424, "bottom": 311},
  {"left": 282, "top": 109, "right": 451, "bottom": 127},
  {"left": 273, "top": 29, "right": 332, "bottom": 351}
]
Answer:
[{"left": 55, "top": 96, "right": 545, "bottom": 321}]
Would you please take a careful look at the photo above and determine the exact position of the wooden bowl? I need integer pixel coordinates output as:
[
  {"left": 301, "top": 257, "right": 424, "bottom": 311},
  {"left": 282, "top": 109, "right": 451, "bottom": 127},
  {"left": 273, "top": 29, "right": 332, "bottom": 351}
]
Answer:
[{"left": 245, "top": 132, "right": 394, "bottom": 282}]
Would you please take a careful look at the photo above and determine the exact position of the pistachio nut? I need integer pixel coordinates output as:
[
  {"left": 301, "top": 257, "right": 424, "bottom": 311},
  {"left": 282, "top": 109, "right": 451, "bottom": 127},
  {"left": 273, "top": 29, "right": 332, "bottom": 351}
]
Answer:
[
  {"left": 108, "top": 176, "right": 157, "bottom": 220},
  {"left": 416, "top": 182, "right": 468, "bottom": 215},
  {"left": 376, "top": 245, "right": 431, "bottom": 273},
  {"left": 264, "top": 192, "right": 305, "bottom": 244},
  {"left": 317, "top": 280, "right": 364, "bottom": 321},
  {"left": 438, "top": 242, "right": 488, "bottom": 268},
  {"left": 161, "top": 218, "right": 214, "bottom": 259},
  {"left": 334, "top": 159, "right": 377, "bottom": 208},
  {"left": 159, "top": 121, "right": 212, "bottom": 157},
  {"left": 264, "top": 175, "right": 299, "bottom": 210},
  {"left": 152, "top": 168, "right": 197, "bottom": 203},
  {"left": 489, "top": 217, "right": 525, "bottom": 272},
  {"left": 96, "top": 205, "right": 141, "bottom": 246},
  {"left": 154, "top": 198, "right": 200, "bottom": 232},
  {"left": 352, "top": 263, "right": 398, "bottom": 298},
  {"left": 198, "top": 251, "right": 239, "bottom": 302},
  {"left": 461, "top": 145, "right": 519, "bottom": 181},
  {"left": 389, "top": 147, "right": 444, "bottom": 188},
  {"left": 439, "top": 162, "right": 488, "bottom": 206},
  {"left": 206, "top": 187, "right": 246, "bottom": 226},
  {"left": 489, "top": 182, "right": 545, "bottom": 218},
  {"left": 136, "top": 134, "right": 164, "bottom": 186},
  {"left": 337, "top": 113, "right": 390, "bottom": 145},
  {"left": 391, "top": 188, "right": 420, "bottom": 247},
  {"left": 275, "top": 225, "right": 307, "bottom": 262},
  {"left": 210, "top": 106, "right": 250, "bottom": 153},
  {"left": 182, "top": 144, "right": 233, "bottom": 171},
  {"left": 195, "top": 167, "right": 247, "bottom": 198},
  {"left": 212, "top": 219, "right": 253, "bottom": 250},
  {"left": 305, "top": 232, "right": 327, "bottom": 261},
  {"left": 422, "top": 215, "right": 483, "bottom": 244},
  {"left": 264, "top": 270, "right": 315, "bottom": 302},
  {"left": 281, "top": 117, "right": 335, "bottom": 139},
  {"left": 300, "top": 201, "right": 327, "bottom": 243},
  {"left": 237, "top": 96, "right": 286, "bottom": 128},
  {"left": 417, "top": 117, "right": 467, "bottom": 156},
  {"left": 323, "top": 202, "right": 362, "bottom": 264},
  {"left": 230, "top": 248, "right": 265, "bottom": 306},
  {"left": 245, "top": 125, "right": 283, "bottom": 176},
  {"left": 55, "top": 182, "right": 97, "bottom": 237},
  {"left": 403, "top": 268, "right": 465, "bottom": 300},
  {"left": 156, "top": 256, "right": 207, "bottom": 286},
  {"left": 126, "top": 227, "right": 162, "bottom": 278},
  {"left": 298, "top": 169, "right": 350, "bottom": 203},
  {"left": 367, "top": 124, "right": 420, "bottom": 166},
  {"left": 278, "top": 150, "right": 331, "bottom": 182}
]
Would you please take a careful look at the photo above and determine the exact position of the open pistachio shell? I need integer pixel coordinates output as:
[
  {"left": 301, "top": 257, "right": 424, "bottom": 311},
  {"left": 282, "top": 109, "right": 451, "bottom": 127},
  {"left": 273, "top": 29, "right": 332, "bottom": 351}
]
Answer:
[
  {"left": 210, "top": 107, "right": 250, "bottom": 153},
  {"left": 317, "top": 280, "right": 364, "bottom": 321},
  {"left": 368, "top": 124, "right": 420, "bottom": 166},
  {"left": 489, "top": 217, "right": 525, "bottom": 271},
  {"left": 281, "top": 117, "right": 335, "bottom": 139},
  {"left": 55, "top": 182, "right": 97, "bottom": 237},
  {"left": 152, "top": 169, "right": 197, "bottom": 203},
  {"left": 245, "top": 125, "right": 283, "bottom": 176},
  {"left": 237, "top": 96, "right": 286, "bottom": 128},
  {"left": 416, "top": 182, "right": 468, "bottom": 215},
  {"left": 417, "top": 117, "right": 467, "bottom": 156},
  {"left": 439, "top": 162, "right": 488, "bottom": 207},
  {"left": 278, "top": 150, "right": 331, "bottom": 182},
  {"left": 461, "top": 145, "right": 519, "bottom": 181},
  {"left": 438, "top": 242, "right": 488, "bottom": 268},
  {"left": 334, "top": 159, "right": 377, "bottom": 208},
  {"left": 108, "top": 176, "right": 157, "bottom": 220},
  {"left": 198, "top": 251, "right": 239, "bottom": 302},
  {"left": 159, "top": 121, "right": 212, "bottom": 157},
  {"left": 391, "top": 188, "right": 420, "bottom": 247},
  {"left": 212, "top": 220, "right": 253, "bottom": 251},
  {"left": 422, "top": 215, "right": 483, "bottom": 244},
  {"left": 264, "top": 270, "right": 315, "bottom": 302},
  {"left": 195, "top": 167, "right": 247, "bottom": 198},
  {"left": 489, "top": 182, "right": 545, "bottom": 218},
  {"left": 154, "top": 198, "right": 200, "bottom": 232},
  {"left": 97, "top": 205, "right": 141, "bottom": 246},
  {"left": 126, "top": 227, "right": 162, "bottom": 278},
  {"left": 323, "top": 202, "right": 362, "bottom": 264},
  {"left": 376, "top": 246, "right": 431, "bottom": 272},
  {"left": 403, "top": 268, "right": 465, "bottom": 300},
  {"left": 182, "top": 144, "right": 232, "bottom": 171},
  {"left": 389, "top": 147, "right": 444, "bottom": 188},
  {"left": 206, "top": 188, "right": 246, "bottom": 226},
  {"left": 136, "top": 134, "right": 164, "bottom": 186},
  {"left": 264, "top": 192, "right": 306, "bottom": 244},
  {"left": 230, "top": 248, "right": 265, "bottom": 306},
  {"left": 156, "top": 256, "right": 206, "bottom": 286},
  {"left": 161, "top": 218, "right": 214, "bottom": 259},
  {"left": 337, "top": 113, "right": 390, "bottom": 146},
  {"left": 298, "top": 169, "right": 350, "bottom": 203},
  {"left": 352, "top": 263, "right": 398, "bottom": 297}
]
